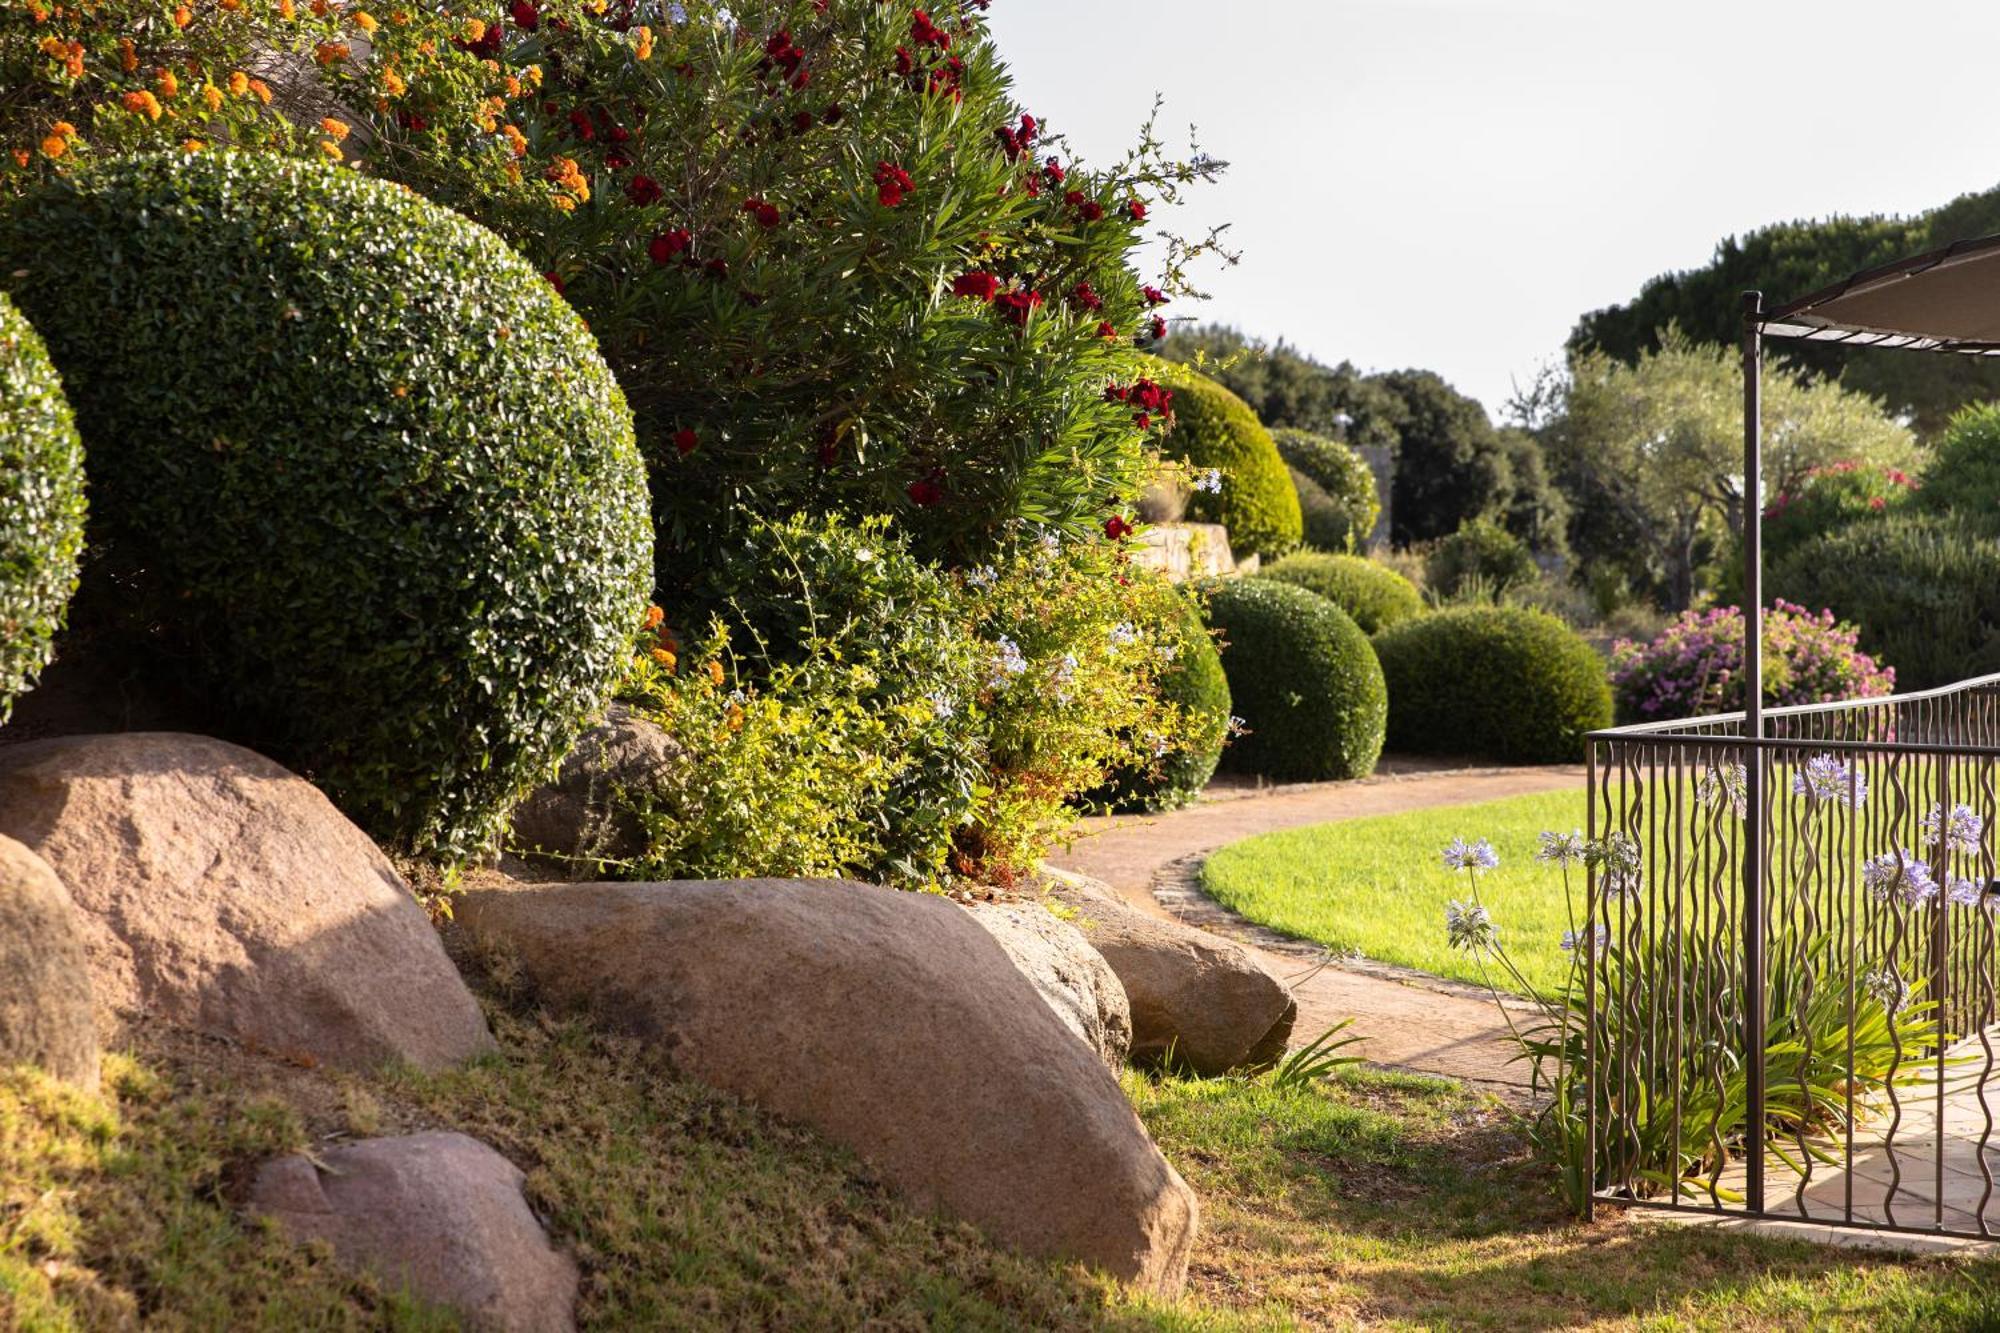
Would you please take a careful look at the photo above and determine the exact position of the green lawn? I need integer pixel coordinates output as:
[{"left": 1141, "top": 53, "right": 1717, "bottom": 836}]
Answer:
[{"left": 1200, "top": 788, "right": 1592, "bottom": 995}]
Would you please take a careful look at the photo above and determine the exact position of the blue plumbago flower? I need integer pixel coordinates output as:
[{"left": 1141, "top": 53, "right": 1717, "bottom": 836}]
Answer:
[
  {"left": 1863, "top": 967, "right": 1908, "bottom": 1015},
  {"left": 1923, "top": 802, "right": 1985, "bottom": 855},
  {"left": 1108, "top": 621, "right": 1139, "bottom": 648},
  {"left": 1791, "top": 754, "right": 1867, "bottom": 808},
  {"left": 1560, "top": 923, "right": 1610, "bottom": 954},
  {"left": 1441, "top": 837, "right": 1500, "bottom": 873},
  {"left": 667, "top": 1, "right": 688, "bottom": 21},
  {"left": 986, "top": 636, "right": 1028, "bottom": 689},
  {"left": 966, "top": 564, "right": 998, "bottom": 589},
  {"left": 1697, "top": 762, "right": 1748, "bottom": 819},
  {"left": 1193, "top": 468, "right": 1224, "bottom": 494},
  {"left": 1445, "top": 900, "right": 1499, "bottom": 956},
  {"left": 1535, "top": 830, "right": 1587, "bottom": 867},
  {"left": 1948, "top": 876, "right": 1986, "bottom": 908},
  {"left": 1037, "top": 530, "right": 1062, "bottom": 557},
  {"left": 927, "top": 691, "right": 955, "bottom": 721},
  {"left": 1863, "top": 848, "right": 1938, "bottom": 906}
]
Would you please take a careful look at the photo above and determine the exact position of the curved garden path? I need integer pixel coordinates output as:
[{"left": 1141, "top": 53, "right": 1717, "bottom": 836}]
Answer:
[{"left": 1048, "top": 759, "right": 1586, "bottom": 1098}]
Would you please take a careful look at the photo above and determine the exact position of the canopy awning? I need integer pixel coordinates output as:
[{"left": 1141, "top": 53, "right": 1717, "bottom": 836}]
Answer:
[{"left": 1760, "top": 234, "right": 2000, "bottom": 354}]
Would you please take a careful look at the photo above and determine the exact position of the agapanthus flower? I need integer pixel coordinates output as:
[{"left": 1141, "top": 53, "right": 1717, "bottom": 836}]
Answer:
[
  {"left": 1535, "top": 830, "right": 1587, "bottom": 867},
  {"left": 1948, "top": 877, "right": 1987, "bottom": 908},
  {"left": 1586, "top": 833, "right": 1643, "bottom": 898},
  {"left": 1560, "top": 923, "right": 1609, "bottom": 954},
  {"left": 1923, "top": 802, "right": 1985, "bottom": 855},
  {"left": 1441, "top": 837, "right": 1500, "bottom": 873},
  {"left": 1446, "top": 900, "right": 1499, "bottom": 956},
  {"left": 1863, "top": 967, "right": 1908, "bottom": 1014},
  {"left": 1697, "top": 762, "right": 1748, "bottom": 819},
  {"left": 1863, "top": 849, "right": 1938, "bottom": 906},
  {"left": 1792, "top": 754, "right": 1867, "bottom": 808}
]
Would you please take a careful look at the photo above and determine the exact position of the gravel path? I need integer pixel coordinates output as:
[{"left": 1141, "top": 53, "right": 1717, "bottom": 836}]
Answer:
[{"left": 1048, "top": 761, "right": 1586, "bottom": 1097}]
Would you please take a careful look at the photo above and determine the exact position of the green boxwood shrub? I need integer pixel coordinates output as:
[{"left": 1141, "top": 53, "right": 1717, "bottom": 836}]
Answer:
[
  {"left": 1919, "top": 404, "right": 2000, "bottom": 532},
  {"left": 1258, "top": 551, "right": 1424, "bottom": 635},
  {"left": 0, "top": 152, "right": 653, "bottom": 859},
  {"left": 1425, "top": 516, "right": 1537, "bottom": 599},
  {"left": 1201, "top": 578, "right": 1384, "bottom": 782},
  {"left": 1162, "top": 373, "right": 1302, "bottom": 560},
  {"left": 1096, "top": 587, "right": 1231, "bottom": 811},
  {"left": 1274, "top": 427, "right": 1378, "bottom": 551},
  {"left": 1769, "top": 513, "right": 2000, "bottom": 690},
  {"left": 0, "top": 292, "right": 85, "bottom": 722},
  {"left": 1372, "top": 607, "right": 1610, "bottom": 763}
]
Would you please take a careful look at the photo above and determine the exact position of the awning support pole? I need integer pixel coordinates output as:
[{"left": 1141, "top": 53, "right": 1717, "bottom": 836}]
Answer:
[{"left": 1741, "top": 289, "right": 1767, "bottom": 1214}]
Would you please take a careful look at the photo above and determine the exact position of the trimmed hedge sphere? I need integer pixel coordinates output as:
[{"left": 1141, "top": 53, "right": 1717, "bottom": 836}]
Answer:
[
  {"left": 1202, "top": 577, "right": 1384, "bottom": 782},
  {"left": 0, "top": 292, "right": 85, "bottom": 723},
  {"left": 1274, "top": 427, "right": 1379, "bottom": 551},
  {"left": 0, "top": 152, "right": 653, "bottom": 859},
  {"left": 1162, "top": 373, "right": 1302, "bottom": 560},
  {"left": 1373, "top": 606, "right": 1610, "bottom": 763},
  {"left": 1099, "top": 589, "right": 1231, "bottom": 810},
  {"left": 1259, "top": 551, "right": 1423, "bottom": 635}
]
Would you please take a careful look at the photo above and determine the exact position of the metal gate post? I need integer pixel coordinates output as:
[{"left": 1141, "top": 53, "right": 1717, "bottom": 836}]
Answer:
[{"left": 1741, "top": 290, "right": 1767, "bottom": 1214}]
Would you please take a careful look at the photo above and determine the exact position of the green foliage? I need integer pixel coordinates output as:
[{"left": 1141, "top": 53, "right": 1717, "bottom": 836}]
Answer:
[
  {"left": 336, "top": 0, "right": 1218, "bottom": 572},
  {"left": 1159, "top": 371, "right": 1301, "bottom": 559},
  {"left": 1273, "top": 427, "right": 1378, "bottom": 551},
  {"left": 1156, "top": 324, "right": 1397, "bottom": 444},
  {"left": 1096, "top": 583, "right": 1230, "bottom": 811},
  {"left": 1919, "top": 402, "right": 2000, "bottom": 529},
  {"left": 1258, "top": 551, "right": 1423, "bottom": 635},
  {"left": 675, "top": 514, "right": 983, "bottom": 888},
  {"left": 0, "top": 291, "right": 84, "bottom": 723},
  {"left": 0, "top": 151, "right": 652, "bottom": 859},
  {"left": 1264, "top": 1019, "right": 1365, "bottom": 1090},
  {"left": 1372, "top": 607, "right": 1610, "bottom": 763},
  {"left": 1527, "top": 332, "right": 1916, "bottom": 610},
  {"left": 1424, "top": 517, "right": 1538, "bottom": 600},
  {"left": 1569, "top": 191, "right": 2000, "bottom": 438},
  {"left": 1371, "top": 368, "right": 1514, "bottom": 547},
  {"left": 1768, "top": 513, "right": 2000, "bottom": 690},
  {"left": 1201, "top": 577, "right": 1385, "bottom": 782},
  {"left": 1764, "top": 460, "right": 1922, "bottom": 568}
]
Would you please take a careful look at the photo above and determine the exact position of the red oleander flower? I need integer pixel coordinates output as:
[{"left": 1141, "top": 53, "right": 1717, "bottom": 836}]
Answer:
[
  {"left": 1042, "top": 158, "right": 1065, "bottom": 186},
  {"left": 953, "top": 271, "right": 1000, "bottom": 301},
  {"left": 704, "top": 257, "right": 730, "bottom": 278},
  {"left": 626, "top": 174, "right": 662, "bottom": 206},
  {"left": 1078, "top": 200, "right": 1104, "bottom": 222},
  {"left": 1126, "top": 199, "right": 1147, "bottom": 222},
  {"left": 1142, "top": 285, "right": 1167, "bottom": 306},
  {"left": 1131, "top": 378, "right": 1171, "bottom": 413},
  {"left": 1150, "top": 316, "right": 1168, "bottom": 340},
  {"left": 996, "top": 288, "right": 1043, "bottom": 325},
  {"left": 874, "top": 160, "right": 913, "bottom": 207},
  {"left": 608, "top": 126, "right": 631, "bottom": 144},
  {"left": 543, "top": 271, "right": 564, "bottom": 294},
  {"left": 793, "top": 110, "right": 813, "bottom": 133},
  {"left": 742, "top": 197, "right": 780, "bottom": 227},
  {"left": 568, "top": 108, "right": 595, "bottom": 142},
  {"left": 509, "top": 0, "right": 537, "bottom": 29},
  {"left": 907, "top": 473, "right": 944, "bottom": 506},
  {"left": 674, "top": 427, "right": 698, "bottom": 455},
  {"left": 1104, "top": 515, "right": 1134, "bottom": 540},
  {"left": 1097, "top": 321, "right": 1117, "bottom": 339},
  {"left": 1063, "top": 189, "right": 1084, "bottom": 208},
  {"left": 1134, "top": 413, "right": 1151, "bottom": 430},
  {"left": 823, "top": 103, "right": 844, "bottom": 124},
  {"left": 1069, "top": 281, "right": 1102, "bottom": 311},
  {"left": 911, "top": 8, "right": 949, "bottom": 48},
  {"left": 605, "top": 152, "right": 631, "bottom": 170},
  {"left": 648, "top": 228, "right": 690, "bottom": 264},
  {"left": 895, "top": 45, "right": 914, "bottom": 75},
  {"left": 1104, "top": 382, "right": 1131, "bottom": 403}
]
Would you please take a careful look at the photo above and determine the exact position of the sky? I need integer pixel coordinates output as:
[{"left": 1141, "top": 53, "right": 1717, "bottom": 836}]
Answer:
[{"left": 985, "top": 0, "right": 2000, "bottom": 420}]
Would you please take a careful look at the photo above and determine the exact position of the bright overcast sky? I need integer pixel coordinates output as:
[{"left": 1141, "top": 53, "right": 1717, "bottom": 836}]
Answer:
[{"left": 985, "top": 0, "right": 2000, "bottom": 419}]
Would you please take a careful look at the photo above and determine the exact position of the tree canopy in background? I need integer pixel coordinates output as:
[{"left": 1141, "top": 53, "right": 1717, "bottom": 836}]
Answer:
[{"left": 1571, "top": 182, "right": 2000, "bottom": 437}]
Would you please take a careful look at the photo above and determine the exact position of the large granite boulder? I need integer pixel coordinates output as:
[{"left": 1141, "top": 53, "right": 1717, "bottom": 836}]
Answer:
[
  {"left": 1045, "top": 871, "right": 1296, "bottom": 1075},
  {"left": 0, "top": 733, "right": 493, "bottom": 1072},
  {"left": 250, "top": 1132, "right": 577, "bottom": 1333},
  {"left": 965, "top": 900, "right": 1131, "bottom": 1068},
  {"left": 457, "top": 878, "right": 1197, "bottom": 1295},
  {"left": 0, "top": 833, "right": 98, "bottom": 1088},
  {"left": 509, "top": 702, "right": 679, "bottom": 865}
]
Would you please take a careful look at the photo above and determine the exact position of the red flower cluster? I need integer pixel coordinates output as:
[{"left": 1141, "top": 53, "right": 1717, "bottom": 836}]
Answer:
[
  {"left": 996, "top": 288, "right": 1043, "bottom": 326},
  {"left": 993, "top": 113, "right": 1038, "bottom": 161},
  {"left": 674, "top": 427, "right": 698, "bottom": 456},
  {"left": 543, "top": 270, "right": 565, "bottom": 294},
  {"left": 1068, "top": 281, "right": 1102, "bottom": 312},
  {"left": 741, "top": 196, "right": 781, "bottom": 228},
  {"left": 1042, "top": 158, "right": 1065, "bottom": 187},
  {"left": 626, "top": 174, "right": 663, "bottom": 206},
  {"left": 763, "top": 27, "right": 810, "bottom": 89},
  {"left": 911, "top": 8, "right": 951, "bottom": 49},
  {"left": 1063, "top": 189, "right": 1104, "bottom": 222},
  {"left": 874, "top": 160, "right": 913, "bottom": 207},
  {"left": 1149, "top": 316, "right": 1168, "bottom": 341},
  {"left": 952, "top": 270, "right": 1000, "bottom": 301},
  {"left": 648, "top": 228, "right": 691, "bottom": 264},
  {"left": 907, "top": 470, "right": 945, "bottom": 506},
  {"left": 1097, "top": 321, "right": 1117, "bottom": 340},
  {"left": 1104, "top": 514, "right": 1134, "bottom": 540},
  {"left": 509, "top": 0, "right": 538, "bottom": 30},
  {"left": 1105, "top": 377, "right": 1174, "bottom": 430},
  {"left": 1141, "top": 285, "right": 1167, "bottom": 306},
  {"left": 1126, "top": 199, "right": 1146, "bottom": 223}
]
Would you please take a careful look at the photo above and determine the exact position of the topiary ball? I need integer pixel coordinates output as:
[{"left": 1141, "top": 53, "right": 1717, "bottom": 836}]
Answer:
[
  {"left": 1372, "top": 606, "right": 1610, "bottom": 763},
  {"left": 0, "top": 292, "right": 85, "bottom": 723},
  {"left": 1202, "top": 577, "right": 1384, "bottom": 782},
  {"left": 1098, "top": 588, "right": 1231, "bottom": 811},
  {"left": 1161, "top": 372, "right": 1302, "bottom": 560},
  {"left": 1274, "top": 427, "right": 1378, "bottom": 551},
  {"left": 0, "top": 152, "right": 653, "bottom": 859},
  {"left": 1259, "top": 551, "right": 1423, "bottom": 635}
]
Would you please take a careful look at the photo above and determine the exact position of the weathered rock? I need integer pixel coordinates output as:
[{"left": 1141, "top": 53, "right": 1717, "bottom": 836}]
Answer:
[
  {"left": 0, "top": 834, "right": 98, "bottom": 1088},
  {"left": 509, "top": 703, "right": 678, "bottom": 864},
  {"left": 1045, "top": 870, "right": 1296, "bottom": 1075},
  {"left": 965, "top": 900, "right": 1131, "bottom": 1068},
  {"left": 0, "top": 733, "right": 494, "bottom": 1073},
  {"left": 457, "top": 878, "right": 1197, "bottom": 1295},
  {"left": 250, "top": 1132, "right": 577, "bottom": 1333}
]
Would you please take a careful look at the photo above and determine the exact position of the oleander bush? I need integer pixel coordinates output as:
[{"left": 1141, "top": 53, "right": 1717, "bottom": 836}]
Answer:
[
  {"left": 1273, "top": 427, "right": 1378, "bottom": 551},
  {"left": 1201, "top": 577, "right": 1383, "bottom": 782},
  {"left": 1258, "top": 551, "right": 1423, "bottom": 635},
  {"left": 1095, "top": 582, "right": 1230, "bottom": 811},
  {"left": 1160, "top": 372, "right": 1302, "bottom": 560},
  {"left": 1609, "top": 600, "right": 1894, "bottom": 722},
  {"left": 1769, "top": 513, "right": 2000, "bottom": 691},
  {"left": 1763, "top": 461, "right": 1921, "bottom": 566},
  {"left": 1918, "top": 403, "right": 2000, "bottom": 532},
  {"left": 1373, "top": 606, "right": 1610, "bottom": 763},
  {"left": 0, "top": 291, "right": 85, "bottom": 722},
  {"left": 0, "top": 151, "right": 652, "bottom": 859},
  {"left": 1425, "top": 516, "right": 1537, "bottom": 600}
]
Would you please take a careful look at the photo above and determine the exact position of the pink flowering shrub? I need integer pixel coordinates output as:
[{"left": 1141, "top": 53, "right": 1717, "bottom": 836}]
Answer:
[
  {"left": 1763, "top": 461, "right": 1920, "bottom": 567},
  {"left": 1610, "top": 599, "right": 1894, "bottom": 721}
]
